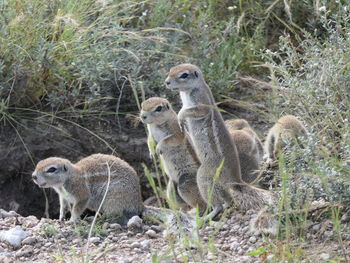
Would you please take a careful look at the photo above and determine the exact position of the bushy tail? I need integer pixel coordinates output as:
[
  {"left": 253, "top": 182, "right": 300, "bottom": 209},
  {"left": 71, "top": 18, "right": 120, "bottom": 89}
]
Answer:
[
  {"left": 142, "top": 206, "right": 198, "bottom": 241},
  {"left": 232, "top": 185, "right": 274, "bottom": 210},
  {"left": 232, "top": 185, "right": 278, "bottom": 235}
]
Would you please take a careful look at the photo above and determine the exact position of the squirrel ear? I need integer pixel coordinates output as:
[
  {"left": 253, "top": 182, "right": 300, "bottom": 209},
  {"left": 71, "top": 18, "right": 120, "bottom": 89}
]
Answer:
[
  {"left": 63, "top": 165, "right": 67, "bottom": 172},
  {"left": 194, "top": 71, "right": 198, "bottom": 78}
]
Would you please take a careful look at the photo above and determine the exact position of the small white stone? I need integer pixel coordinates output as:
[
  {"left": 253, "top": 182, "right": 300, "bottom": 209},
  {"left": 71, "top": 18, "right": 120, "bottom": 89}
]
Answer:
[
  {"left": 0, "top": 209, "right": 18, "bottom": 218},
  {"left": 127, "top": 216, "right": 142, "bottom": 229},
  {"left": 230, "top": 241, "right": 239, "bottom": 250},
  {"left": 320, "top": 253, "right": 330, "bottom": 261},
  {"left": 249, "top": 236, "right": 257, "bottom": 243},
  {"left": 140, "top": 240, "right": 151, "bottom": 249},
  {"left": 312, "top": 224, "right": 320, "bottom": 231},
  {"left": 145, "top": 229, "right": 158, "bottom": 238},
  {"left": 0, "top": 226, "right": 28, "bottom": 248}
]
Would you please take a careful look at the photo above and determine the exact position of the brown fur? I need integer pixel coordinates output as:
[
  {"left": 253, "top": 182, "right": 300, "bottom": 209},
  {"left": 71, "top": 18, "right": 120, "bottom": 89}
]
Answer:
[
  {"left": 165, "top": 64, "right": 274, "bottom": 221},
  {"left": 225, "top": 119, "right": 264, "bottom": 183},
  {"left": 32, "top": 154, "right": 144, "bottom": 223},
  {"left": 140, "top": 97, "right": 206, "bottom": 212},
  {"left": 264, "top": 115, "right": 307, "bottom": 162}
]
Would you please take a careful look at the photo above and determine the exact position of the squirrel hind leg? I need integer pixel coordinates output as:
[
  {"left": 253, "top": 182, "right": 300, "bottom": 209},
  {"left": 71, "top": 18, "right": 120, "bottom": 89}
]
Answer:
[
  {"left": 166, "top": 180, "right": 189, "bottom": 210},
  {"left": 203, "top": 204, "right": 224, "bottom": 222},
  {"left": 177, "top": 173, "right": 207, "bottom": 212}
]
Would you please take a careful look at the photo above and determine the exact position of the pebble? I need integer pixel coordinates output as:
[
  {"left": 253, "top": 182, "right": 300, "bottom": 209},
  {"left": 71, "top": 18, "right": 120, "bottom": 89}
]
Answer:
[
  {"left": 44, "top": 242, "right": 52, "bottom": 247},
  {"left": 131, "top": 242, "right": 140, "bottom": 249},
  {"left": 109, "top": 223, "right": 122, "bottom": 230},
  {"left": 145, "top": 229, "right": 158, "bottom": 238},
  {"left": 89, "top": 237, "right": 100, "bottom": 244},
  {"left": 0, "top": 209, "right": 18, "bottom": 218},
  {"left": 140, "top": 240, "right": 151, "bottom": 249},
  {"left": 150, "top": 225, "right": 164, "bottom": 233},
  {"left": 320, "top": 253, "right": 330, "bottom": 261},
  {"left": 134, "top": 248, "right": 143, "bottom": 253},
  {"left": 0, "top": 252, "right": 13, "bottom": 258},
  {"left": 127, "top": 216, "right": 143, "bottom": 229},
  {"left": 312, "top": 224, "right": 321, "bottom": 231},
  {"left": 248, "top": 236, "right": 257, "bottom": 243},
  {"left": 120, "top": 257, "right": 132, "bottom": 263},
  {"left": 15, "top": 245, "right": 33, "bottom": 258},
  {"left": 21, "top": 236, "right": 37, "bottom": 246},
  {"left": 230, "top": 241, "right": 239, "bottom": 250},
  {"left": 0, "top": 226, "right": 28, "bottom": 248},
  {"left": 324, "top": 231, "right": 333, "bottom": 238},
  {"left": 23, "top": 216, "right": 39, "bottom": 228},
  {"left": 253, "top": 230, "right": 261, "bottom": 236}
]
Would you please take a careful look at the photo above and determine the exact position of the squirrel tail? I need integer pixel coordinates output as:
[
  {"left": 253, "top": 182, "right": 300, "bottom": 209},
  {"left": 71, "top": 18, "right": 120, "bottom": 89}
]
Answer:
[
  {"left": 232, "top": 185, "right": 278, "bottom": 235},
  {"left": 142, "top": 206, "right": 198, "bottom": 241}
]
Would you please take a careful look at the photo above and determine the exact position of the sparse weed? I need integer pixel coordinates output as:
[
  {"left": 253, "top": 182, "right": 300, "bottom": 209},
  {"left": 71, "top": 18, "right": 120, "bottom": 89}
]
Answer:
[{"left": 40, "top": 224, "right": 59, "bottom": 238}]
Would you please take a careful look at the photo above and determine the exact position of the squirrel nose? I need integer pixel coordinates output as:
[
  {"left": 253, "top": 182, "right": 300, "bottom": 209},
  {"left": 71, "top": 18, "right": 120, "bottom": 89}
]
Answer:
[
  {"left": 165, "top": 81, "right": 171, "bottom": 85},
  {"left": 32, "top": 174, "right": 37, "bottom": 180},
  {"left": 141, "top": 115, "right": 147, "bottom": 120}
]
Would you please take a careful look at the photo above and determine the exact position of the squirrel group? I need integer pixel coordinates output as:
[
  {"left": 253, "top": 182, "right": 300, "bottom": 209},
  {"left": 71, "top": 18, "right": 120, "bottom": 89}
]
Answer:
[{"left": 32, "top": 63, "right": 307, "bottom": 235}]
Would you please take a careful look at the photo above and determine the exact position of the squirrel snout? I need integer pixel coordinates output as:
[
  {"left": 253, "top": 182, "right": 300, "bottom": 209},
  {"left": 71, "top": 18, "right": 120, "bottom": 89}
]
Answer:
[
  {"left": 141, "top": 114, "right": 147, "bottom": 120},
  {"left": 165, "top": 78, "right": 171, "bottom": 86},
  {"left": 32, "top": 174, "right": 37, "bottom": 180}
]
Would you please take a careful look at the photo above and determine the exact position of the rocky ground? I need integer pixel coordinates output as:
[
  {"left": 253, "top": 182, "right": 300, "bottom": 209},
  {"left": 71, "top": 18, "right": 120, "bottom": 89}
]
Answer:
[{"left": 0, "top": 208, "right": 349, "bottom": 263}]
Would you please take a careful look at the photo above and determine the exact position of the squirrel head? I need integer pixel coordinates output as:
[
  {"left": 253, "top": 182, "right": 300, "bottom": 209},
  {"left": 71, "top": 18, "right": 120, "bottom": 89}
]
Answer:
[
  {"left": 165, "top": 64, "right": 203, "bottom": 91},
  {"left": 140, "top": 97, "right": 175, "bottom": 125},
  {"left": 32, "top": 157, "right": 72, "bottom": 188},
  {"left": 225, "top": 119, "right": 251, "bottom": 130}
]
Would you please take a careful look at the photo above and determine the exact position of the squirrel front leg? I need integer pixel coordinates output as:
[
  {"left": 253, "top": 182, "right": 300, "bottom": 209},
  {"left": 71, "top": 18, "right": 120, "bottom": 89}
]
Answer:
[
  {"left": 69, "top": 199, "right": 88, "bottom": 222},
  {"left": 58, "top": 194, "right": 66, "bottom": 221},
  {"left": 156, "top": 134, "right": 184, "bottom": 155},
  {"left": 178, "top": 104, "right": 211, "bottom": 130}
]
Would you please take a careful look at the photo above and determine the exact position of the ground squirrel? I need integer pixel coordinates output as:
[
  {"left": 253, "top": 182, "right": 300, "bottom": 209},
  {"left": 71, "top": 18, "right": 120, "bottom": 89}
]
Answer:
[
  {"left": 264, "top": 115, "right": 307, "bottom": 163},
  {"left": 32, "top": 154, "right": 144, "bottom": 223},
  {"left": 32, "top": 153, "right": 197, "bottom": 238},
  {"left": 140, "top": 97, "right": 206, "bottom": 212},
  {"left": 165, "top": 64, "right": 274, "bottom": 220},
  {"left": 225, "top": 119, "right": 264, "bottom": 183}
]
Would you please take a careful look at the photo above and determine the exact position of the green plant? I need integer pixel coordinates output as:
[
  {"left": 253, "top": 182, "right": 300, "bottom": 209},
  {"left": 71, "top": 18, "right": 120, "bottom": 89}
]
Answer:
[{"left": 40, "top": 224, "right": 59, "bottom": 238}]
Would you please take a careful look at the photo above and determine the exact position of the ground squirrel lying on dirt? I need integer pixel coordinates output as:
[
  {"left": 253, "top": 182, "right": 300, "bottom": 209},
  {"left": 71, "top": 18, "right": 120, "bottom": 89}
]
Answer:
[
  {"left": 165, "top": 64, "right": 274, "bottom": 221},
  {"left": 264, "top": 115, "right": 307, "bottom": 164},
  {"left": 140, "top": 97, "right": 206, "bottom": 212},
  {"left": 225, "top": 119, "right": 264, "bottom": 183},
  {"left": 32, "top": 154, "right": 144, "bottom": 223}
]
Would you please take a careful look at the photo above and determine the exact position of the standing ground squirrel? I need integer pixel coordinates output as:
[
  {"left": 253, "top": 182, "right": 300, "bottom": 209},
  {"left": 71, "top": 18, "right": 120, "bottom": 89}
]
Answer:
[
  {"left": 165, "top": 64, "right": 274, "bottom": 220},
  {"left": 140, "top": 97, "right": 206, "bottom": 212},
  {"left": 264, "top": 115, "right": 307, "bottom": 163},
  {"left": 32, "top": 154, "right": 144, "bottom": 223},
  {"left": 225, "top": 119, "right": 264, "bottom": 183}
]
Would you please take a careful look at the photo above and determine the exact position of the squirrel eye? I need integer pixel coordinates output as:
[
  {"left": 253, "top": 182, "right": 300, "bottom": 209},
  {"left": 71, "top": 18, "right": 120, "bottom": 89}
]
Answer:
[
  {"left": 155, "top": 105, "right": 162, "bottom": 112},
  {"left": 179, "top": 73, "right": 188, "bottom": 79},
  {"left": 46, "top": 167, "right": 57, "bottom": 173}
]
